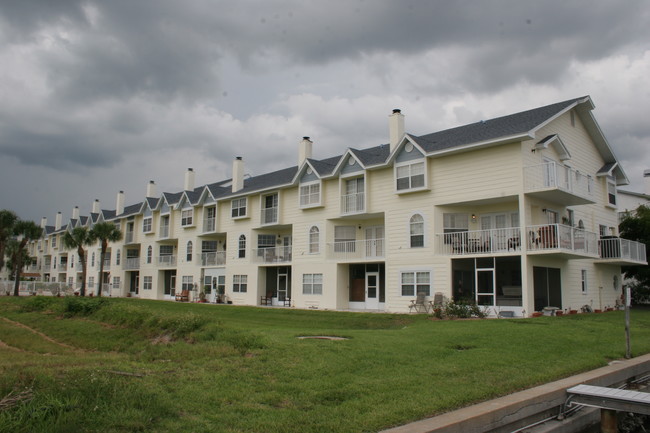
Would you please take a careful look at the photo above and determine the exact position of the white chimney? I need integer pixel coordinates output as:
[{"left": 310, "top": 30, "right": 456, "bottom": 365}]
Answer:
[
  {"left": 232, "top": 157, "right": 244, "bottom": 193},
  {"left": 184, "top": 168, "right": 195, "bottom": 191},
  {"left": 389, "top": 108, "right": 405, "bottom": 152},
  {"left": 645, "top": 169, "right": 650, "bottom": 195},
  {"left": 72, "top": 206, "right": 80, "bottom": 221},
  {"left": 116, "top": 191, "right": 125, "bottom": 216},
  {"left": 146, "top": 180, "right": 157, "bottom": 198},
  {"left": 92, "top": 199, "right": 100, "bottom": 214},
  {"left": 298, "top": 136, "right": 313, "bottom": 166},
  {"left": 40, "top": 217, "right": 47, "bottom": 229},
  {"left": 55, "top": 212, "right": 62, "bottom": 230}
]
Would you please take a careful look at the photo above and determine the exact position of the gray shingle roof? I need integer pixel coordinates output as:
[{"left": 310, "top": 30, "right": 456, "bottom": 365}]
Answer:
[
  {"left": 597, "top": 162, "right": 618, "bottom": 176},
  {"left": 350, "top": 144, "right": 391, "bottom": 166},
  {"left": 146, "top": 197, "right": 159, "bottom": 209}
]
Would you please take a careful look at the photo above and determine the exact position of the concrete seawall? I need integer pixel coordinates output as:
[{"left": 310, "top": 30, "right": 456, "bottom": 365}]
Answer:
[{"left": 382, "top": 353, "right": 650, "bottom": 433}]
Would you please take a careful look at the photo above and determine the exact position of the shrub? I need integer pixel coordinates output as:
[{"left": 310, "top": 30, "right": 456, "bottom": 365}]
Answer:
[
  {"left": 440, "top": 300, "right": 486, "bottom": 319},
  {"left": 20, "top": 297, "right": 57, "bottom": 312},
  {"left": 63, "top": 297, "right": 108, "bottom": 317}
]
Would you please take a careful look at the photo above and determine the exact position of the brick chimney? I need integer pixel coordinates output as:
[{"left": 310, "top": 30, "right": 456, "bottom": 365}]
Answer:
[
  {"left": 146, "top": 180, "right": 157, "bottom": 198},
  {"left": 116, "top": 191, "right": 125, "bottom": 216},
  {"left": 389, "top": 109, "right": 405, "bottom": 153},
  {"left": 55, "top": 212, "right": 62, "bottom": 230},
  {"left": 298, "top": 136, "right": 313, "bottom": 166},
  {"left": 184, "top": 168, "right": 195, "bottom": 191},
  {"left": 232, "top": 157, "right": 244, "bottom": 193}
]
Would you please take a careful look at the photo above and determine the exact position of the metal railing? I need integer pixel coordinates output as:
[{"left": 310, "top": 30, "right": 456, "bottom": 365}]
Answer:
[
  {"left": 0, "top": 281, "right": 74, "bottom": 296},
  {"left": 524, "top": 162, "right": 593, "bottom": 200},
  {"left": 157, "top": 255, "right": 177, "bottom": 267},
  {"left": 203, "top": 217, "right": 216, "bottom": 233},
  {"left": 252, "top": 246, "right": 292, "bottom": 264},
  {"left": 124, "top": 257, "right": 140, "bottom": 270},
  {"left": 599, "top": 237, "right": 647, "bottom": 263},
  {"left": 341, "top": 192, "right": 365, "bottom": 214},
  {"left": 260, "top": 207, "right": 278, "bottom": 225},
  {"left": 527, "top": 224, "right": 599, "bottom": 256},
  {"left": 437, "top": 228, "right": 522, "bottom": 255},
  {"left": 200, "top": 251, "right": 226, "bottom": 266},
  {"left": 326, "top": 238, "right": 384, "bottom": 260}
]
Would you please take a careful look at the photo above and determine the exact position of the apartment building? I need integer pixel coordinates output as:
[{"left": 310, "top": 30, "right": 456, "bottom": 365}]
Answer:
[{"left": 27, "top": 96, "right": 647, "bottom": 315}]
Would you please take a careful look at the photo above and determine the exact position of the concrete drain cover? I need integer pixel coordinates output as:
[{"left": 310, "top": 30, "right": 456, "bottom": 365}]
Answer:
[{"left": 297, "top": 336, "right": 349, "bottom": 340}]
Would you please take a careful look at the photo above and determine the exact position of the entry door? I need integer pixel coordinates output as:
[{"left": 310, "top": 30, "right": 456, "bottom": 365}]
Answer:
[
  {"left": 365, "top": 272, "right": 380, "bottom": 309},
  {"left": 533, "top": 267, "right": 562, "bottom": 311},
  {"left": 365, "top": 226, "right": 384, "bottom": 258},
  {"left": 543, "top": 157, "right": 556, "bottom": 187},
  {"left": 131, "top": 274, "right": 139, "bottom": 295},
  {"left": 476, "top": 269, "right": 495, "bottom": 306},
  {"left": 277, "top": 268, "right": 290, "bottom": 302}
]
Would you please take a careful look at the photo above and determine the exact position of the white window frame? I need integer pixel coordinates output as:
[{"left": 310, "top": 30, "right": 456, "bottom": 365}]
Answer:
[
  {"left": 299, "top": 181, "right": 321, "bottom": 208},
  {"left": 88, "top": 276, "right": 94, "bottom": 291},
  {"left": 181, "top": 208, "right": 194, "bottom": 227},
  {"left": 395, "top": 160, "right": 426, "bottom": 192},
  {"left": 143, "top": 276, "right": 152, "bottom": 291},
  {"left": 581, "top": 269, "right": 588, "bottom": 294},
  {"left": 233, "top": 274, "right": 247, "bottom": 293},
  {"left": 409, "top": 214, "right": 425, "bottom": 248},
  {"left": 400, "top": 270, "right": 431, "bottom": 297},
  {"left": 186, "top": 241, "right": 193, "bottom": 262},
  {"left": 182, "top": 276, "right": 193, "bottom": 292},
  {"left": 112, "top": 276, "right": 121, "bottom": 289},
  {"left": 340, "top": 175, "right": 365, "bottom": 215},
  {"left": 308, "top": 225, "right": 320, "bottom": 254},
  {"left": 147, "top": 246, "right": 152, "bottom": 264},
  {"left": 260, "top": 192, "right": 279, "bottom": 225},
  {"left": 302, "top": 273, "right": 323, "bottom": 295},
  {"left": 606, "top": 177, "right": 617, "bottom": 208},
  {"left": 142, "top": 217, "right": 153, "bottom": 233},
  {"left": 238, "top": 234, "right": 246, "bottom": 259},
  {"left": 231, "top": 197, "right": 248, "bottom": 219}
]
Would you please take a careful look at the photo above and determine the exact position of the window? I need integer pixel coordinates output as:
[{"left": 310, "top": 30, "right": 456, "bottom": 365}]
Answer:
[
  {"left": 186, "top": 241, "right": 193, "bottom": 262},
  {"left": 443, "top": 213, "right": 469, "bottom": 233},
  {"left": 116, "top": 249, "right": 121, "bottom": 265},
  {"left": 68, "top": 277, "right": 74, "bottom": 287},
  {"left": 233, "top": 275, "right": 247, "bottom": 293},
  {"left": 599, "top": 225, "right": 608, "bottom": 238},
  {"left": 342, "top": 177, "right": 364, "bottom": 213},
  {"left": 401, "top": 271, "right": 431, "bottom": 296},
  {"left": 142, "top": 217, "right": 152, "bottom": 233},
  {"left": 203, "top": 206, "right": 216, "bottom": 232},
  {"left": 607, "top": 177, "right": 617, "bottom": 206},
  {"left": 410, "top": 214, "right": 424, "bottom": 248},
  {"left": 261, "top": 193, "right": 279, "bottom": 224},
  {"left": 52, "top": 236, "right": 57, "bottom": 248},
  {"left": 581, "top": 270, "right": 588, "bottom": 294},
  {"left": 231, "top": 198, "right": 247, "bottom": 218},
  {"left": 88, "top": 276, "right": 94, "bottom": 290},
  {"left": 396, "top": 161, "right": 425, "bottom": 191},
  {"left": 160, "top": 215, "right": 170, "bottom": 238},
  {"left": 143, "top": 276, "right": 152, "bottom": 291},
  {"left": 300, "top": 183, "right": 321, "bottom": 207},
  {"left": 147, "top": 246, "right": 152, "bottom": 264},
  {"left": 181, "top": 209, "right": 194, "bottom": 226},
  {"left": 309, "top": 226, "right": 320, "bottom": 254},
  {"left": 182, "top": 276, "right": 193, "bottom": 292},
  {"left": 159, "top": 245, "right": 173, "bottom": 256},
  {"left": 302, "top": 273, "right": 323, "bottom": 295},
  {"left": 91, "top": 252, "right": 95, "bottom": 267},
  {"left": 334, "top": 226, "right": 356, "bottom": 253},
  {"left": 112, "top": 276, "right": 120, "bottom": 289},
  {"left": 238, "top": 235, "right": 246, "bottom": 258}
]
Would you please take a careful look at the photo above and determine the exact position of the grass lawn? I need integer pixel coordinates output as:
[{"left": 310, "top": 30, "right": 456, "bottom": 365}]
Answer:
[{"left": 1, "top": 297, "right": 650, "bottom": 433}]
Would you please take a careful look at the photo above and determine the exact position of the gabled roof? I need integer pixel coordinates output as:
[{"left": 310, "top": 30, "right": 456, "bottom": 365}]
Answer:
[
  {"left": 44, "top": 226, "right": 55, "bottom": 235},
  {"left": 535, "top": 134, "right": 571, "bottom": 161},
  {"left": 597, "top": 162, "right": 618, "bottom": 177},
  {"left": 308, "top": 155, "right": 340, "bottom": 177},
  {"left": 350, "top": 144, "right": 391, "bottom": 167},
  {"left": 117, "top": 202, "right": 144, "bottom": 218},
  {"left": 225, "top": 165, "right": 298, "bottom": 198},
  {"left": 145, "top": 197, "right": 159, "bottom": 209}
]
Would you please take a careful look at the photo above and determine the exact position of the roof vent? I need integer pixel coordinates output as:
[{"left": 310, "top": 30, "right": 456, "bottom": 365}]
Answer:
[{"left": 392, "top": 109, "right": 401, "bottom": 114}]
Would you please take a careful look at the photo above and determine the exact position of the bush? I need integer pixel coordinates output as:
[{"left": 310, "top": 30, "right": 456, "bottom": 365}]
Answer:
[
  {"left": 63, "top": 297, "right": 108, "bottom": 316},
  {"left": 20, "top": 297, "right": 57, "bottom": 312},
  {"left": 438, "top": 300, "right": 486, "bottom": 319}
]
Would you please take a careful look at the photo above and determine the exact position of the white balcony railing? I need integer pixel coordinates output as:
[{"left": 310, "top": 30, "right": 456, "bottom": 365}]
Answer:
[
  {"left": 125, "top": 232, "right": 135, "bottom": 244},
  {"left": 436, "top": 228, "right": 522, "bottom": 255},
  {"left": 203, "top": 217, "right": 216, "bottom": 233},
  {"left": 260, "top": 207, "right": 278, "bottom": 225},
  {"left": 599, "top": 237, "right": 647, "bottom": 264},
  {"left": 43, "top": 263, "right": 51, "bottom": 271},
  {"left": 159, "top": 225, "right": 170, "bottom": 239},
  {"left": 200, "top": 251, "right": 226, "bottom": 266},
  {"left": 524, "top": 163, "right": 593, "bottom": 201},
  {"left": 124, "top": 257, "right": 140, "bottom": 270},
  {"left": 527, "top": 224, "right": 599, "bottom": 256},
  {"left": 326, "top": 238, "right": 384, "bottom": 261},
  {"left": 340, "top": 192, "right": 365, "bottom": 214},
  {"left": 102, "top": 259, "right": 111, "bottom": 270},
  {"left": 252, "top": 246, "right": 292, "bottom": 264},
  {"left": 157, "top": 255, "right": 177, "bottom": 267}
]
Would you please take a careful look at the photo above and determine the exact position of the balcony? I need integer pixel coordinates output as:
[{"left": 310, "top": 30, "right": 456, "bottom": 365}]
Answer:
[
  {"left": 326, "top": 239, "right": 384, "bottom": 261},
  {"left": 157, "top": 255, "right": 177, "bottom": 267},
  {"left": 527, "top": 224, "right": 599, "bottom": 258},
  {"left": 260, "top": 207, "right": 278, "bottom": 225},
  {"left": 437, "top": 228, "right": 522, "bottom": 256},
  {"left": 203, "top": 217, "right": 216, "bottom": 233},
  {"left": 124, "top": 257, "right": 140, "bottom": 270},
  {"left": 252, "top": 246, "right": 292, "bottom": 264},
  {"left": 159, "top": 225, "right": 170, "bottom": 239},
  {"left": 125, "top": 232, "right": 136, "bottom": 244},
  {"left": 598, "top": 237, "right": 647, "bottom": 265},
  {"left": 341, "top": 192, "right": 365, "bottom": 215},
  {"left": 200, "top": 251, "right": 226, "bottom": 266},
  {"left": 524, "top": 163, "right": 595, "bottom": 205},
  {"left": 102, "top": 259, "right": 111, "bottom": 270},
  {"left": 43, "top": 263, "right": 51, "bottom": 271}
]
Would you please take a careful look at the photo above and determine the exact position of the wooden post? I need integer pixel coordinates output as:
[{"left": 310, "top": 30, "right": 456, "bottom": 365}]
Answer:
[{"left": 600, "top": 408, "right": 618, "bottom": 433}]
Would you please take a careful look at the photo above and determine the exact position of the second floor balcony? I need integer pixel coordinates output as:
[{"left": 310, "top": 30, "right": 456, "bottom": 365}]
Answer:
[
  {"left": 200, "top": 251, "right": 226, "bottom": 266},
  {"left": 125, "top": 232, "right": 136, "bottom": 244},
  {"left": 157, "top": 255, "right": 177, "bottom": 267},
  {"left": 124, "top": 257, "right": 140, "bottom": 270},
  {"left": 598, "top": 237, "right": 647, "bottom": 265},
  {"left": 326, "top": 238, "right": 384, "bottom": 261},
  {"left": 252, "top": 246, "right": 292, "bottom": 264},
  {"left": 524, "top": 162, "right": 595, "bottom": 206},
  {"left": 260, "top": 207, "right": 279, "bottom": 225},
  {"left": 341, "top": 192, "right": 365, "bottom": 215}
]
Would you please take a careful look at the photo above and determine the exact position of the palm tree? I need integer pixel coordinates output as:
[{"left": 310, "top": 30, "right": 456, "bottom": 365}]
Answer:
[
  {"left": 89, "top": 222, "right": 123, "bottom": 297},
  {"left": 12, "top": 220, "right": 43, "bottom": 296},
  {"left": 0, "top": 209, "right": 18, "bottom": 272},
  {"left": 62, "top": 227, "right": 93, "bottom": 296}
]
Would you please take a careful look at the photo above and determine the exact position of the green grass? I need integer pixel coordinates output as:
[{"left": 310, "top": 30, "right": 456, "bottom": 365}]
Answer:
[{"left": 1, "top": 297, "right": 650, "bottom": 433}]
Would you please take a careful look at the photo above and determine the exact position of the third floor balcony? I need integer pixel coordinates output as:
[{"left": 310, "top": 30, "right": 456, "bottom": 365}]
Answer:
[{"left": 524, "top": 162, "right": 595, "bottom": 206}]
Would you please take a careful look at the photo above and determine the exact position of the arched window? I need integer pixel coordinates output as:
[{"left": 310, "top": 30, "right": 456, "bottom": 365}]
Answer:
[
  {"left": 91, "top": 252, "right": 95, "bottom": 267},
  {"left": 186, "top": 241, "right": 193, "bottom": 262},
  {"left": 410, "top": 214, "right": 424, "bottom": 248},
  {"left": 147, "top": 246, "right": 152, "bottom": 264},
  {"left": 238, "top": 235, "right": 246, "bottom": 258},
  {"left": 116, "top": 249, "right": 121, "bottom": 265},
  {"left": 309, "top": 226, "right": 320, "bottom": 254}
]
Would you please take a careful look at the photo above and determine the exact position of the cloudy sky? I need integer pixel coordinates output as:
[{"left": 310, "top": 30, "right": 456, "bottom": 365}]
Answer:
[{"left": 1, "top": 0, "right": 649, "bottom": 223}]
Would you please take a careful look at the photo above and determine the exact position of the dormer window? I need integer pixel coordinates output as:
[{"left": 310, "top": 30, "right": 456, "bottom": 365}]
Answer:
[{"left": 396, "top": 161, "right": 425, "bottom": 191}]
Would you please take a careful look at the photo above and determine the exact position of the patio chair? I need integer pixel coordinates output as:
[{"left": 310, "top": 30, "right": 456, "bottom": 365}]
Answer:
[
  {"left": 260, "top": 291, "right": 273, "bottom": 306},
  {"left": 175, "top": 289, "right": 189, "bottom": 302},
  {"left": 429, "top": 292, "right": 444, "bottom": 311},
  {"left": 409, "top": 292, "right": 429, "bottom": 313}
]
